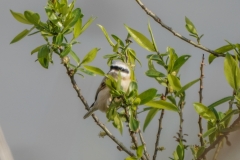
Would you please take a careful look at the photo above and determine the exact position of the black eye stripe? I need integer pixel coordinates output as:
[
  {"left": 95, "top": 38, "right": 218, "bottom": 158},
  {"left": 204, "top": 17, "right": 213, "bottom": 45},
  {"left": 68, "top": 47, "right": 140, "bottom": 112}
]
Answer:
[{"left": 110, "top": 65, "right": 129, "bottom": 74}]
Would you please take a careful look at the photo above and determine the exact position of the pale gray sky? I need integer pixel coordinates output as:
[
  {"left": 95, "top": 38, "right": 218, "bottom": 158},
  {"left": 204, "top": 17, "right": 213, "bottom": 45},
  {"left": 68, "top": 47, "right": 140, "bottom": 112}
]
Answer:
[{"left": 1, "top": 0, "right": 240, "bottom": 160}]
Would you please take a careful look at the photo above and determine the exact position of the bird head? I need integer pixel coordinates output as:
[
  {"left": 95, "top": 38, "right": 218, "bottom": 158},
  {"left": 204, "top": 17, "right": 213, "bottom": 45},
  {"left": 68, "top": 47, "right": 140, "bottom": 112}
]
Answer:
[{"left": 109, "top": 61, "right": 131, "bottom": 79}]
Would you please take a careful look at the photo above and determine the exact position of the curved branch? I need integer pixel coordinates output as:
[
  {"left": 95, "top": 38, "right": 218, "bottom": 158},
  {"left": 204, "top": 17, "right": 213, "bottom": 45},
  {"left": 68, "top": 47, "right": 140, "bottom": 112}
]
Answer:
[
  {"left": 134, "top": 0, "right": 224, "bottom": 57},
  {"left": 64, "top": 65, "right": 136, "bottom": 157},
  {"left": 197, "top": 115, "right": 240, "bottom": 160}
]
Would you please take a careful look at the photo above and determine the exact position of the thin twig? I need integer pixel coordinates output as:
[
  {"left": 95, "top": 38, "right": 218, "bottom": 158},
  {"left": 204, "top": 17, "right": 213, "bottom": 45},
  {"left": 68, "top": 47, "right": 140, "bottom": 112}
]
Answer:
[
  {"left": 64, "top": 65, "right": 136, "bottom": 157},
  {"left": 134, "top": 0, "right": 224, "bottom": 57},
  {"left": 212, "top": 140, "right": 223, "bottom": 160},
  {"left": 138, "top": 129, "right": 150, "bottom": 160},
  {"left": 178, "top": 103, "right": 184, "bottom": 142},
  {"left": 124, "top": 108, "right": 146, "bottom": 160},
  {"left": 153, "top": 89, "right": 168, "bottom": 160},
  {"left": 197, "top": 115, "right": 240, "bottom": 160},
  {"left": 153, "top": 109, "right": 165, "bottom": 160},
  {"left": 198, "top": 54, "right": 205, "bottom": 147}
]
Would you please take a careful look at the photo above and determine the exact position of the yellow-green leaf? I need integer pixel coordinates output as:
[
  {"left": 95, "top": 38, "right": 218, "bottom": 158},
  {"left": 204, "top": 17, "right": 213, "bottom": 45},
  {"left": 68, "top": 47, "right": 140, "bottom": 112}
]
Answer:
[
  {"left": 73, "top": 18, "right": 82, "bottom": 39},
  {"left": 10, "top": 10, "right": 31, "bottom": 24},
  {"left": 98, "top": 24, "right": 114, "bottom": 46},
  {"left": 145, "top": 100, "right": 179, "bottom": 112},
  {"left": 224, "top": 53, "right": 240, "bottom": 90},
  {"left": 125, "top": 24, "right": 155, "bottom": 52},
  {"left": 193, "top": 103, "right": 216, "bottom": 121},
  {"left": 143, "top": 108, "right": 158, "bottom": 132},
  {"left": 84, "top": 65, "right": 105, "bottom": 76},
  {"left": 31, "top": 44, "right": 45, "bottom": 55},
  {"left": 10, "top": 29, "right": 30, "bottom": 44},
  {"left": 137, "top": 88, "right": 157, "bottom": 105},
  {"left": 80, "top": 48, "right": 99, "bottom": 65},
  {"left": 167, "top": 74, "right": 182, "bottom": 91}
]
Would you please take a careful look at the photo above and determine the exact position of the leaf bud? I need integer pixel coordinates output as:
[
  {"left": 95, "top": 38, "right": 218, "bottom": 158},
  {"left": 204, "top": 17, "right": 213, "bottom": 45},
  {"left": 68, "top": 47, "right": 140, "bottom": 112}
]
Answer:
[{"left": 61, "top": 56, "right": 70, "bottom": 64}]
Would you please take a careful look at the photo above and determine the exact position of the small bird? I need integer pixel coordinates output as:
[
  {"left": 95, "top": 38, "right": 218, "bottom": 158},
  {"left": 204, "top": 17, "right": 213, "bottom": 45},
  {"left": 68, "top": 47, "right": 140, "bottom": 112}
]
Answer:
[{"left": 83, "top": 61, "right": 131, "bottom": 119}]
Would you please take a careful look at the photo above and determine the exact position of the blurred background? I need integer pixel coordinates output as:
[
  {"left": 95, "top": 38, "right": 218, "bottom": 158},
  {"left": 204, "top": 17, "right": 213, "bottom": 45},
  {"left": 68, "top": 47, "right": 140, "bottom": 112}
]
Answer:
[{"left": 1, "top": 0, "right": 240, "bottom": 159}]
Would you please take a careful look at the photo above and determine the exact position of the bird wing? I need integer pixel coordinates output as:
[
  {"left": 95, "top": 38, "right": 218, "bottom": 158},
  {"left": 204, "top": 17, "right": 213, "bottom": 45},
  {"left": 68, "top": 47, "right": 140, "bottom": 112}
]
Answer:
[{"left": 94, "top": 77, "right": 107, "bottom": 101}]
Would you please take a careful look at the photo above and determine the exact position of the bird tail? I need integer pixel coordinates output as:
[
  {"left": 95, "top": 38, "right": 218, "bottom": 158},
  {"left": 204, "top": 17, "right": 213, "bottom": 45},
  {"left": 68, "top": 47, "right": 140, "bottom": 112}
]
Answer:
[{"left": 83, "top": 107, "right": 98, "bottom": 119}]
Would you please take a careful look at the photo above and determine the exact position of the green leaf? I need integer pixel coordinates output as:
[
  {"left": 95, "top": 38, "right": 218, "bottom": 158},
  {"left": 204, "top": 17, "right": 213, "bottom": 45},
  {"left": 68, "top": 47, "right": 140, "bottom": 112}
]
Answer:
[
  {"left": 38, "top": 45, "right": 50, "bottom": 69},
  {"left": 137, "top": 145, "right": 144, "bottom": 158},
  {"left": 113, "top": 113, "right": 123, "bottom": 134},
  {"left": 208, "top": 96, "right": 233, "bottom": 109},
  {"left": 10, "top": 29, "right": 30, "bottom": 44},
  {"left": 143, "top": 108, "right": 158, "bottom": 132},
  {"left": 31, "top": 44, "right": 45, "bottom": 55},
  {"left": 79, "top": 17, "right": 96, "bottom": 35},
  {"left": 167, "top": 47, "right": 178, "bottom": 73},
  {"left": 24, "top": 10, "right": 40, "bottom": 25},
  {"left": 78, "top": 68, "right": 95, "bottom": 76},
  {"left": 176, "top": 143, "right": 184, "bottom": 160},
  {"left": 69, "top": 50, "right": 80, "bottom": 65},
  {"left": 145, "top": 69, "right": 165, "bottom": 78},
  {"left": 145, "top": 100, "right": 179, "bottom": 112},
  {"left": 207, "top": 121, "right": 216, "bottom": 144},
  {"left": 56, "top": 33, "right": 63, "bottom": 45},
  {"left": 220, "top": 109, "right": 238, "bottom": 123},
  {"left": 83, "top": 65, "right": 105, "bottom": 76},
  {"left": 185, "top": 16, "right": 198, "bottom": 35},
  {"left": 73, "top": 18, "right": 82, "bottom": 39},
  {"left": 128, "top": 81, "right": 138, "bottom": 94},
  {"left": 167, "top": 96, "right": 176, "bottom": 106},
  {"left": 60, "top": 47, "right": 71, "bottom": 57},
  {"left": 80, "top": 48, "right": 99, "bottom": 65},
  {"left": 215, "top": 44, "right": 235, "bottom": 53},
  {"left": 138, "top": 88, "right": 157, "bottom": 105},
  {"left": 208, "top": 54, "right": 217, "bottom": 64},
  {"left": 172, "top": 55, "right": 191, "bottom": 72},
  {"left": 45, "top": 7, "right": 62, "bottom": 27},
  {"left": 193, "top": 103, "right": 216, "bottom": 121},
  {"left": 10, "top": 10, "right": 31, "bottom": 24},
  {"left": 148, "top": 21, "right": 158, "bottom": 51},
  {"left": 125, "top": 24, "right": 155, "bottom": 52},
  {"left": 113, "top": 40, "right": 119, "bottom": 52},
  {"left": 202, "top": 127, "right": 216, "bottom": 138},
  {"left": 64, "top": 8, "right": 82, "bottom": 30},
  {"left": 129, "top": 114, "right": 139, "bottom": 132},
  {"left": 176, "top": 78, "right": 200, "bottom": 96},
  {"left": 128, "top": 49, "right": 142, "bottom": 66},
  {"left": 224, "top": 53, "right": 240, "bottom": 90},
  {"left": 111, "top": 34, "right": 124, "bottom": 47},
  {"left": 98, "top": 24, "right": 114, "bottom": 46},
  {"left": 167, "top": 74, "right": 182, "bottom": 91}
]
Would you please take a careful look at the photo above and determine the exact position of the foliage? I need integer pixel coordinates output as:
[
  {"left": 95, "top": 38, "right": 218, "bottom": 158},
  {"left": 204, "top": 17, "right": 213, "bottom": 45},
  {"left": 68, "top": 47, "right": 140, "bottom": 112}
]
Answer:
[{"left": 10, "top": 0, "right": 240, "bottom": 160}]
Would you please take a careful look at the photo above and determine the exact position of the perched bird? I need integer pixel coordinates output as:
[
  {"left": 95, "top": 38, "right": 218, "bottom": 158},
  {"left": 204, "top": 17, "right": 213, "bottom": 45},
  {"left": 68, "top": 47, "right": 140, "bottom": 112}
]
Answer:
[{"left": 83, "top": 61, "right": 131, "bottom": 119}]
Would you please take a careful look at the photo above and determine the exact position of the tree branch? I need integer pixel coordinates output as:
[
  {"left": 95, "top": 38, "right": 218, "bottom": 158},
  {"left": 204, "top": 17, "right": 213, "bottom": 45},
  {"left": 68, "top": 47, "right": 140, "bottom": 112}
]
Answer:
[
  {"left": 197, "top": 115, "right": 240, "bottom": 160},
  {"left": 198, "top": 54, "right": 205, "bottom": 147},
  {"left": 138, "top": 129, "right": 150, "bottom": 160},
  {"left": 134, "top": 0, "right": 224, "bottom": 57},
  {"left": 153, "top": 109, "right": 165, "bottom": 160},
  {"left": 63, "top": 64, "right": 136, "bottom": 157}
]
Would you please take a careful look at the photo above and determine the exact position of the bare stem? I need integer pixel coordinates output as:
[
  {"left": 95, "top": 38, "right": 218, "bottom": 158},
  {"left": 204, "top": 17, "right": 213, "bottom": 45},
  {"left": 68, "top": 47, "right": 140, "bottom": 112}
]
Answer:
[
  {"left": 134, "top": 0, "right": 224, "bottom": 57},
  {"left": 198, "top": 54, "right": 205, "bottom": 147},
  {"left": 124, "top": 108, "right": 146, "bottom": 160},
  {"left": 178, "top": 103, "right": 184, "bottom": 142},
  {"left": 139, "top": 129, "right": 150, "bottom": 160},
  {"left": 64, "top": 64, "right": 136, "bottom": 157},
  {"left": 153, "top": 109, "right": 165, "bottom": 160}
]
